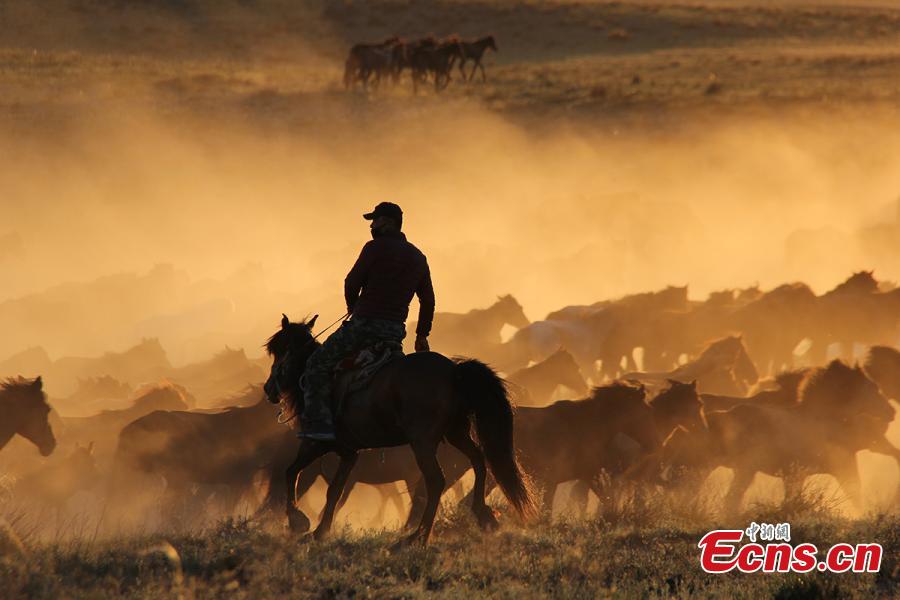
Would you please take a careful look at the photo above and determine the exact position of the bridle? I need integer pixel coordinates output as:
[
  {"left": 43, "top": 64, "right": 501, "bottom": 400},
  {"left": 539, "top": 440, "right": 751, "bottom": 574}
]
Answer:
[{"left": 268, "top": 312, "right": 350, "bottom": 424}]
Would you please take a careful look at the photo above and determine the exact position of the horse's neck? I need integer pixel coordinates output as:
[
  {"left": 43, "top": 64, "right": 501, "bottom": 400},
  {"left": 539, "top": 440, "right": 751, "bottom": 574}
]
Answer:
[
  {"left": 482, "top": 302, "right": 515, "bottom": 329},
  {"left": 474, "top": 38, "right": 491, "bottom": 52},
  {"left": 0, "top": 405, "right": 17, "bottom": 449},
  {"left": 0, "top": 397, "right": 20, "bottom": 445}
]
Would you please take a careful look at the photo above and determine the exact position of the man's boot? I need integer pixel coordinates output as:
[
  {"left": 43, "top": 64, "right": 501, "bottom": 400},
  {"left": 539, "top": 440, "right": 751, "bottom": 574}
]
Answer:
[{"left": 299, "top": 408, "right": 336, "bottom": 442}]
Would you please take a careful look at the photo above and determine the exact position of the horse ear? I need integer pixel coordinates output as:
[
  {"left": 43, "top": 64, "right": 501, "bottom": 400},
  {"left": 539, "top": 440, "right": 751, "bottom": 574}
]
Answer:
[
  {"left": 32, "top": 376, "right": 43, "bottom": 391},
  {"left": 281, "top": 314, "right": 290, "bottom": 329},
  {"left": 307, "top": 314, "right": 319, "bottom": 330},
  {"left": 689, "top": 379, "right": 698, "bottom": 390}
]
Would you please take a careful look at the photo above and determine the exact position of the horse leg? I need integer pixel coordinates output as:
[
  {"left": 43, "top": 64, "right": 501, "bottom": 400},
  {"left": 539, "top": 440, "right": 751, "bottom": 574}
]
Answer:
[
  {"left": 868, "top": 437, "right": 900, "bottom": 506},
  {"left": 478, "top": 60, "right": 487, "bottom": 83},
  {"left": 829, "top": 452, "right": 863, "bottom": 514},
  {"left": 285, "top": 443, "right": 327, "bottom": 533},
  {"left": 404, "top": 477, "right": 426, "bottom": 530},
  {"left": 447, "top": 427, "right": 498, "bottom": 531},
  {"left": 395, "top": 442, "right": 444, "bottom": 548},
  {"left": 319, "top": 479, "right": 357, "bottom": 522},
  {"left": 313, "top": 451, "right": 358, "bottom": 540},
  {"left": 723, "top": 469, "right": 753, "bottom": 516}
]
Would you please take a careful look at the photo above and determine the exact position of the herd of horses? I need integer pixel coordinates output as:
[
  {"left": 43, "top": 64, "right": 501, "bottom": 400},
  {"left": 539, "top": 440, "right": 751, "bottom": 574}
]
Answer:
[
  {"left": 2, "top": 271, "right": 900, "bottom": 547},
  {"left": 343, "top": 35, "right": 498, "bottom": 92}
]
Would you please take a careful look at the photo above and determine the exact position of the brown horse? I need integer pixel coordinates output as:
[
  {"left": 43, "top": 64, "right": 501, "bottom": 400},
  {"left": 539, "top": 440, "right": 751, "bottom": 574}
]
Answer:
[
  {"left": 13, "top": 442, "right": 98, "bottom": 517},
  {"left": 264, "top": 314, "right": 535, "bottom": 547},
  {"left": 484, "top": 380, "right": 702, "bottom": 513},
  {"left": 279, "top": 443, "right": 470, "bottom": 530},
  {"left": 343, "top": 37, "right": 400, "bottom": 90},
  {"left": 0, "top": 376, "right": 55, "bottom": 456},
  {"left": 650, "top": 360, "right": 897, "bottom": 514},
  {"left": 411, "top": 294, "right": 529, "bottom": 358},
  {"left": 699, "top": 369, "right": 807, "bottom": 412},
  {"left": 107, "top": 386, "right": 285, "bottom": 527},
  {"left": 457, "top": 35, "right": 498, "bottom": 83},
  {"left": 623, "top": 335, "right": 759, "bottom": 396},
  {"left": 408, "top": 37, "right": 465, "bottom": 93},
  {"left": 507, "top": 348, "right": 589, "bottom": 406},
  {"left": 863, "top": 345, "right": 900, "bottom": 401}
]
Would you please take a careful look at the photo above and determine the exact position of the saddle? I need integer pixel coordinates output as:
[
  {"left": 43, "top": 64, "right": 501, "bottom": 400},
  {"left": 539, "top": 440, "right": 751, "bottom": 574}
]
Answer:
[{"left": 331, "top": 340, "right": 404, "bottom": 414}]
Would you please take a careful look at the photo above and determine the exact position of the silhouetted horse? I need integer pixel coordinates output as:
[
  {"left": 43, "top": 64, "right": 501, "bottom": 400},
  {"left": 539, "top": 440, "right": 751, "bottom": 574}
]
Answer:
[
  {"left": 0, "top": 376, "right": 55, "bottom": 456},
  {"left": 507, "top": 348, "right": 589, "bottom": 406},
  {"left": 13, "top": 442, "right": 98, "bottom": 518},
  {"left": 412, "top": 294, "right": 529, "bottom": 358},
  {"left": 624, "top": 335, "right": 758, "bottom": 396},
  {"left": 107, "top": 387, "right": 284, "bottom": 527},
  {"left": 649, "top": 360, "right": 896, "bottom": 514},
  {"left": 343, "top": 37, "right": 400, "bottom": 90},
  {"left": 264, "top": 314, "right": 535, "bottom": 547},
  {"left": 863, "top": 345, "right": 900, "bottom": 401},
  {"left": 277, "top": 443, "right": 470, "bottom": 530},
  {"left": 481, "top": 380, "right": 702, "bottom": 513},
  {"left": 458, "top": 35, "right": 498, "bottom": 82},
  {"left": 700, "top": 369, "right": 807, "bottom": 412},
  {"left": 408, "top": 37, "right": 465, "bottom": 93},
  {"left": 55, "top": 381, "right": 191, "bottom": 460}
]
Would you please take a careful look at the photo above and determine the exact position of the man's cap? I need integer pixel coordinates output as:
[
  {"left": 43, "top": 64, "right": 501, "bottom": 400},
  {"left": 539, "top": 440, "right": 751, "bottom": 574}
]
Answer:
[{"left": 363, "top": 202, "right": 403, "bottom": 221}]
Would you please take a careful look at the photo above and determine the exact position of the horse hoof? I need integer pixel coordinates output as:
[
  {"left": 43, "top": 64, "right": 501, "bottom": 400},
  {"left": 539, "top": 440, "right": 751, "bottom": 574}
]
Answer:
[
  {"left": 287, "top": 511, "right": 311, "bottom": 534},
  {"left": 476, "top": 509, "right": 500, "bottom": 532},
  {"left": 313, "top": 527, "right": 330, "bottom": 542}
]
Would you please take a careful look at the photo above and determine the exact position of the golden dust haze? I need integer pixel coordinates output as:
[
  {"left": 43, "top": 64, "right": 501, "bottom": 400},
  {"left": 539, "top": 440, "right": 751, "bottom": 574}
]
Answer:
[
  {"left": 2, "top": 0, "right": 900, "bottom": 539},
  {"left": 3, "top": 101, "right": 900, "bottom": 365}
]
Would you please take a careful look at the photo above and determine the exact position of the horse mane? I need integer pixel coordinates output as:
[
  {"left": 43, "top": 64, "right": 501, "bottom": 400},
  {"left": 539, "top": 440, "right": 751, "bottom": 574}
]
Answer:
[
  {"left": 264, "top": 316, "right": 316, "bottom": 356},
  {"left": 747, "top": 282, "right": 816, "bottom": 309},
  {"left": 696, "top": 334, "right": 742, "bottom": 357},
  {"left": 773, "top": 369, "right": 808, "bottom": 394},
  {"left": 825, "top": 270, "right": 878, "bottom": 296},
  {"left": 0, "top": 376, "right": 42, "bottom": 395},
  {"left": 586, "top": 380, "right": 645, "bottom": 402},
  {"left": 865, "top": 345, "right": 900, "bottom": 370},
  {"left": 797, "top": 360, "right": 861, "bottom": 407}
]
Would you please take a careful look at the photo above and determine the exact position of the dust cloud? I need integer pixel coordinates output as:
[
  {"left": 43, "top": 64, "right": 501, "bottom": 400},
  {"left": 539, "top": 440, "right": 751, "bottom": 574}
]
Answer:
[{"left": 2, "top": 97, "right": 900, "bottom": 364}]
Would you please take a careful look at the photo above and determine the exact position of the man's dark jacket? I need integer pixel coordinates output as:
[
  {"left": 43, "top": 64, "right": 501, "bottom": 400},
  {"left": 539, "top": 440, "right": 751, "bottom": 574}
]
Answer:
[{"left": 344, "top": 231, "right": 435, "bottom": 336}]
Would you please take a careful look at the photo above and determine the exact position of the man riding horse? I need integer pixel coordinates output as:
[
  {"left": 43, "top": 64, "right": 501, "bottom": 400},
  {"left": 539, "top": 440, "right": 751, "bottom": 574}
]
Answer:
[{"left": 300, "top": 201, "right": 435, "bottom": 441}]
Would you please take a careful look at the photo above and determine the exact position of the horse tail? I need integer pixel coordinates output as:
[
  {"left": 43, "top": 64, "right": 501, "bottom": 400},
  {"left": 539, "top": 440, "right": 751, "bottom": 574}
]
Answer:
[{"left": 453, "top": 358, "right": 536, "bottom": 519}]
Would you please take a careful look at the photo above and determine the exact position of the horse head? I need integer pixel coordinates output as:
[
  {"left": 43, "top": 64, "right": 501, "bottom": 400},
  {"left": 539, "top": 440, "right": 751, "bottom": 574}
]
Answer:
[
  {"left": 69, "top": 442, "right": 99, "bottom": 490},
  {"left": 800, "top": 360, "right": 895, "bottom": 424},
  {"left": 655, "top": 379, "right": 703, "bottom": 432},
  {"left": 5, "top": 376, "right": 56, "bottom": 456},
  {"left": 264, "top": 314, "right": 319, "bottom": 408},
  {"left": 497, "top": 294, "right": 530, "bottom": 329},
  {"left": 549, "top": 347, "right": 588, "bottom": 396}
]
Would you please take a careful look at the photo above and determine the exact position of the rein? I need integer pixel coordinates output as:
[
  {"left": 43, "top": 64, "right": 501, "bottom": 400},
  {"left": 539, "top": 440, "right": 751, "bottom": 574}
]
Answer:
[{"left": 312, "top": 312, "right": 350, "bottom": 341}]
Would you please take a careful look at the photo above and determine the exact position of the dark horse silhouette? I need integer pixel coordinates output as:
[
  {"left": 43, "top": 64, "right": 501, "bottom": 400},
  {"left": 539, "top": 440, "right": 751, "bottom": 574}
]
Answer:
[
  {"left": 264, "top": 314, "right": 535, "bottom": 547},
  {"left": 0, "top": 376, "right": 56, "bottom": 456}
]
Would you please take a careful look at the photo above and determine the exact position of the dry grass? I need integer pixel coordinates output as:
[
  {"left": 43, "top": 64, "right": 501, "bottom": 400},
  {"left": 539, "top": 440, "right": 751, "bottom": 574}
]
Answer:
[
  {"left": 3, "top": 0, "right": 900, "bottom": 132},
  {"left": 0, "top": 504, "right": 896, "bottom": 598}
]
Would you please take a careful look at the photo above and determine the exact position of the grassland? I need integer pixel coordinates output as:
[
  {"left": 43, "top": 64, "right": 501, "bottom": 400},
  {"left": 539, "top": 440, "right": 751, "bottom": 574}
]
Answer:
[
  {"left": 2, "top": 508, "right": 898, "bottom": 598},
  {"left": 5, "top": 0, "right": 900, "bottom": 134}
]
